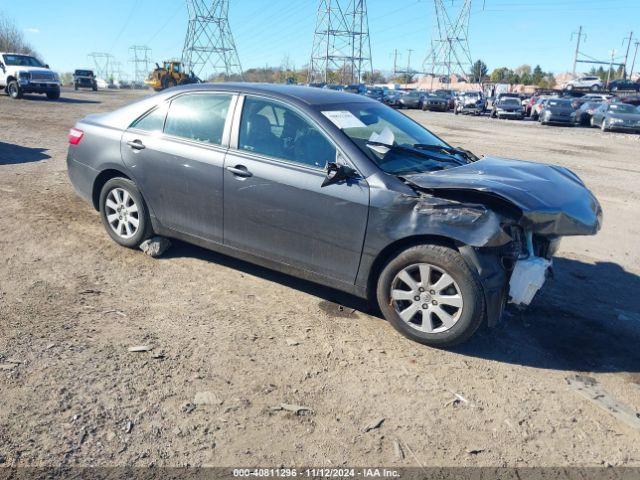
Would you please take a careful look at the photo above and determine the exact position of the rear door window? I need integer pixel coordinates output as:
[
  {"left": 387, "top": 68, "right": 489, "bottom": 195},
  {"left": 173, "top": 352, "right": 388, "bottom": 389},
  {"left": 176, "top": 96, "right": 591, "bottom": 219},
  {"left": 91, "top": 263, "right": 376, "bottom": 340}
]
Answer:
[
  {"left": 131, "top": 104, "right": 169, "bottom": 133},
  {"left": 164, "top": 93, "right": 232, "bottom": 145}
]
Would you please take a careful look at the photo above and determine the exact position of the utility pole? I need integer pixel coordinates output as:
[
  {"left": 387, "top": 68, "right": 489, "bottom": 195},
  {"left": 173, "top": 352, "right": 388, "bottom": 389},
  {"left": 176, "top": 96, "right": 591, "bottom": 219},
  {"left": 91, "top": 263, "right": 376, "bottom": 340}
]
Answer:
[
  {"left": 622, "top": 31, "right": 634, "bottom": 78},
  {"left": 606, "top": 49, "right": 616, "bottom": 87},
  {"left": 391, "top": 49, "right": 399, "bottom": 76},
  {"left": 630, "top": 41, "right": 640, "bottom": 79},
  {"left": 182, "top": 0, "right": 243, "bottom": 80},
  {"left": 406, "top": 48, "right": 414, "bottom": 75},
  {"left": 571, "top": 26, "right": 586, "bottom": 77}
]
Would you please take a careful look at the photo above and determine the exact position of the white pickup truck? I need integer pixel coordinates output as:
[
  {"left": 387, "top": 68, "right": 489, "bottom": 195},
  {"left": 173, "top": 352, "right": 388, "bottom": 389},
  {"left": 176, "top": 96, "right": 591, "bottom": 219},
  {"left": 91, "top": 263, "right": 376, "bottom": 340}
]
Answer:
[{"left": 0, "top": 52, "right": 61, "bottom": 100}]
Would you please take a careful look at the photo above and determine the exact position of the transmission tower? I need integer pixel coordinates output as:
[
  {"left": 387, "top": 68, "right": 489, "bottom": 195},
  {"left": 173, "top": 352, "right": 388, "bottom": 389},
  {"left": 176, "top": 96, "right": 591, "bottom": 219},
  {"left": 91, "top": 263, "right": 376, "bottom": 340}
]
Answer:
[
  {"left": 423, "top": 0, "right": 474, "bottom": 81},
  {"left": 308, "top": 0, "right": 373, "bottom": 85},
  {"left": 88, "top": 52, "right": 114, "bottom": 80},
  {"left": 181, "top": 0, "right": 243, "bottom": 80},
  {"left": 129, "top": 45, "right": 153, "bottom": 85}
]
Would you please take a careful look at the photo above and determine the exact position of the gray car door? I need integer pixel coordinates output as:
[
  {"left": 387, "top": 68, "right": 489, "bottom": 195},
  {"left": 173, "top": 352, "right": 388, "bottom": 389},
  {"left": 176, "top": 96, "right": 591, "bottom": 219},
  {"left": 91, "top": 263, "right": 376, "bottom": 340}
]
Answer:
[
  {"left": 223, "top": 95, "right": 369, "bottom": 284},
  {"left": 121, "top": 92, "right": 236, "bottom": 242}
]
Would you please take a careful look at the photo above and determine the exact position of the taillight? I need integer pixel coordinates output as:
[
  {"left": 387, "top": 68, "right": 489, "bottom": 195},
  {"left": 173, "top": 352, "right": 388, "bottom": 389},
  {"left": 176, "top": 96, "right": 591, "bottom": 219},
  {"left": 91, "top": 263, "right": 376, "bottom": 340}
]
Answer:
[{"left": 68, "top": 128, "right": 84, "bottom": 145}]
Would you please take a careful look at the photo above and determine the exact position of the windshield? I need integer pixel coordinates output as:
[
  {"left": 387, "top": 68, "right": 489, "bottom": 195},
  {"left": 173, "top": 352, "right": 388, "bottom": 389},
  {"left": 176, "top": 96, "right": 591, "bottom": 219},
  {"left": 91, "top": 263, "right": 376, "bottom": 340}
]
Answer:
[
  {"left": 75, "top": 70, "right": 93, "bottom": 76},
  {"left": 609, "top": 103, "right": 636, "bottom": 114},
  {"left": 406, "top": 92, "right": 421, "bottom": 98},
  {"left": 2, "top": 54, "right": 44, "bottom": 67},
  {"left": 499, "top": 98, "right": 521, "bottom": 106},
  {"left": 319, "top": 102, "right": 472, "bottom": 175},
  {"left": 547, "top": 99, "right": 572, "bottom": 108}
]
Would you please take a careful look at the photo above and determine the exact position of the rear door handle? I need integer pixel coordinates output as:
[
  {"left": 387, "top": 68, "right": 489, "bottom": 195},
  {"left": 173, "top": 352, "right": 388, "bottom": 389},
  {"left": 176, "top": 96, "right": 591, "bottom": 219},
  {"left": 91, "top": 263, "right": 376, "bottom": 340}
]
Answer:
[
  {"left": 127, "top": 139, "right": 146, "bottom": 150},
  {"left": 226, "top": 165, "right": 252, "bottom": 178}
]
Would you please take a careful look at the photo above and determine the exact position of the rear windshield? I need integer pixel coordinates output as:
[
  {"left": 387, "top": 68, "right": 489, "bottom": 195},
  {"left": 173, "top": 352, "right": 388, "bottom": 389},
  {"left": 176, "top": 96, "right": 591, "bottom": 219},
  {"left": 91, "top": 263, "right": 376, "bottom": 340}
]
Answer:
[{"left": 2, "top": 54, "right": 44, "bottom": 67}]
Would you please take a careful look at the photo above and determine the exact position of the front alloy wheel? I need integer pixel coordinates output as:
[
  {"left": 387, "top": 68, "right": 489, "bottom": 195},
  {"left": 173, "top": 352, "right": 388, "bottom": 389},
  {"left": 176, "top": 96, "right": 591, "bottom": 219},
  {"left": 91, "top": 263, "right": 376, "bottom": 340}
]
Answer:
[
  {"left": 390, "top": 263, "right": 464, "bottom": 334},
  {"left": 376, "top": 244, "right": 485, "bottom": 347}
]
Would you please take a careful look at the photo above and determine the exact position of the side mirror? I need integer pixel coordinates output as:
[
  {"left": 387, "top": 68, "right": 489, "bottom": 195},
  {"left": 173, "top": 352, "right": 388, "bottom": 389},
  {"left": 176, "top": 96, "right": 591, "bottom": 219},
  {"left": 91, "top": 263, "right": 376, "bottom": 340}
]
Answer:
[
  {"left": 45, "top": 64, "right": 50, "bottom": 69},
  {"left": 0, "top": 62, "right": 5, "bottom": 72},
  {"left": 322, "top": 162, "right": 355, "bottom": 188}
]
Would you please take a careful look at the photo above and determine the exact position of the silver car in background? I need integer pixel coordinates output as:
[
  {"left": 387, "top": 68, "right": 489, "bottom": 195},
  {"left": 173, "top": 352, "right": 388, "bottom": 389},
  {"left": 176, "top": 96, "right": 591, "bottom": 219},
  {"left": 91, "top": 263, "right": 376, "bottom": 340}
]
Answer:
[{"left": 67, "top": 84, "right": 602, "bottom": 347}]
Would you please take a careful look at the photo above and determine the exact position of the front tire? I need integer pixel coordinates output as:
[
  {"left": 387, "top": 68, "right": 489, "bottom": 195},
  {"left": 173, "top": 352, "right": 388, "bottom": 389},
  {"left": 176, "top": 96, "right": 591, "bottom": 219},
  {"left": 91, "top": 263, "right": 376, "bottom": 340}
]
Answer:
[
  {"left": 99, "top": 178, "right": 152, "bottom": 248},
  {"left": 7, "top": 80, "right": 23, "bottom": 99},
  {"left": 376, "top": 244, "right": 485, "bottom": 348},
  {"left": 46, "top": 88, "right": 60, "bottom": 100}
]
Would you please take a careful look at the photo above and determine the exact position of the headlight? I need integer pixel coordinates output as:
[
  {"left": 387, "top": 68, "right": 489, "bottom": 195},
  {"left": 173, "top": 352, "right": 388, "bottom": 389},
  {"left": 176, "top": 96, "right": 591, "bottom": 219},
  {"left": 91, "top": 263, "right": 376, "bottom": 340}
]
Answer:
[
  {"left": 53, "top": 72, "right": 60, "bottom": 82},
  {"left": 609, "top": 118, "right": 623, "bottom": 124},
  {"left": 18, "top": 71, "right": 30, "bottom": 83}
]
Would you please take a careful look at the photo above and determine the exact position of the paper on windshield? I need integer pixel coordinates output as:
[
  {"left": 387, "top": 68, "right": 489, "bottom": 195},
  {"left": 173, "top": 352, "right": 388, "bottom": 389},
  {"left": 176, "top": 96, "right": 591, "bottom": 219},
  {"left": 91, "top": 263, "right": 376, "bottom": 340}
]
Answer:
[
  {"left": 368, "top": 126, "right": 395, "bottom": 146},
  {"left": 322, "top": 111, "right": 366, "bottom": 129}
]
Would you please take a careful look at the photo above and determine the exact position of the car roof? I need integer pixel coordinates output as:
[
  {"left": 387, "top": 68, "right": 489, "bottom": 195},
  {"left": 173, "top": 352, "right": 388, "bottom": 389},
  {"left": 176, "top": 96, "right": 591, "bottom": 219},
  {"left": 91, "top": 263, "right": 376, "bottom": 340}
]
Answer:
[{"left": 166, "top": 82, "right": 372, "bottom": 107}]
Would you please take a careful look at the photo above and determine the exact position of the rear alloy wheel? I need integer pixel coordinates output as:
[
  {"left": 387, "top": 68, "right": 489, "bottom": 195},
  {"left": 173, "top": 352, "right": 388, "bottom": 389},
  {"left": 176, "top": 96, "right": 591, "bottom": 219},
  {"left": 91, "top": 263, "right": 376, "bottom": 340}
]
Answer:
[
  {"left": 7, "top": 80, "right": 23, "bottom": 99},
  {"left": 99, "top": 178, "right": 152, "bottom": 248},
  {"left": 376, "top": 244, "right": 484, "bottom": 347}
]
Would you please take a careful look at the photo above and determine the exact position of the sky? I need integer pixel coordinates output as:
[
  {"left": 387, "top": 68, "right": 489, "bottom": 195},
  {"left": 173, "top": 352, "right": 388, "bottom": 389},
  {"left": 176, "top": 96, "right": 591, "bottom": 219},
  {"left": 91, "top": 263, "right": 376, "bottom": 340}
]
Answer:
[{"left": 4, "top": 0, "right": 640, "bottom": 78}]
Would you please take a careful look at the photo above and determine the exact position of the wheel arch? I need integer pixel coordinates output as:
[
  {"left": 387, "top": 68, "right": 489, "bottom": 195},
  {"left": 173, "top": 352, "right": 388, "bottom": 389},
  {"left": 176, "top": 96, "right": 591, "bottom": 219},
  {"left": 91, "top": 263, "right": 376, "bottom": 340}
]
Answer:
[
  {"left": 92, "top": 169, "right": 132, "bottom": 210},
  {"left": 365, "top": 234, "right": 459, "bottom": 303}
]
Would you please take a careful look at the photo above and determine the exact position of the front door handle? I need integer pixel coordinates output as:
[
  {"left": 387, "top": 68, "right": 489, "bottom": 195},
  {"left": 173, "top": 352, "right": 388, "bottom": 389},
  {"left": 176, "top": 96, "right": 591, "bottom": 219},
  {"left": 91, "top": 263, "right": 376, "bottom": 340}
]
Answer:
[
  {"left": 226, "top": 165, "right": 252, "bottom": 178},
  {"left": 127, "top": 139, "right": 146, "bottom": 150}
]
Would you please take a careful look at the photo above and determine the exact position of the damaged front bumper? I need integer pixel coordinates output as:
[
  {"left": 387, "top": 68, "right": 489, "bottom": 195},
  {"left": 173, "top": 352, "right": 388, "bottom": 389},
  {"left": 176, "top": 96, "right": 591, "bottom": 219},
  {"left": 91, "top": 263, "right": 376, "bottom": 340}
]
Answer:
[{"left": 399, "top": 156, "right": 603, "bottom": 325}]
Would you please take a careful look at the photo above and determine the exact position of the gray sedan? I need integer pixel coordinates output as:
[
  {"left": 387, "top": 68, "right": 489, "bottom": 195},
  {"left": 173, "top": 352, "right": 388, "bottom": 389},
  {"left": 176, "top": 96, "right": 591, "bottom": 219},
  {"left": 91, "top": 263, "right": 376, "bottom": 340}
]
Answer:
[
  {"left": 590, "top": 102, "right": 640, "bottom": 133},
  {"left": 67, "top": 84, "right": 602, "bottom": 347}
]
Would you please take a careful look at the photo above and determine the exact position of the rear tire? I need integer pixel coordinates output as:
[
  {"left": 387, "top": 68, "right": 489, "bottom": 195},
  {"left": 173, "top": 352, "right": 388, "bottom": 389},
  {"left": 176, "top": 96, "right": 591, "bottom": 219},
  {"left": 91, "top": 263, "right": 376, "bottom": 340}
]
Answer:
[
  {"left": 99, "top": 178, "right": 152, "bottom": 248},
  {"left": 376, "top": 244, "right": 485, "bottom": 348}
]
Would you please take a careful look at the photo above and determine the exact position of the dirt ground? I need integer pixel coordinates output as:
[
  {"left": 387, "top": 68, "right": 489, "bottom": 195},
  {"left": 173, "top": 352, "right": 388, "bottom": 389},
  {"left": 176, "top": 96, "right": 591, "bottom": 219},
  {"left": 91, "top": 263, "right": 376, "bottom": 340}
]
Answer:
[{"left": 1, "top": 88, "right": 639, "bottom": 468}]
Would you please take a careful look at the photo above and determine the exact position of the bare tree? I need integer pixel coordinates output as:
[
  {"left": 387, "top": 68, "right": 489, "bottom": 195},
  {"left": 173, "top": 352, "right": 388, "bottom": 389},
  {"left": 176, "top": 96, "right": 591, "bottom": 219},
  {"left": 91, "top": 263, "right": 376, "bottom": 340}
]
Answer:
[{"left": 0, "top": 11, "right": 36, "bottom": 55}]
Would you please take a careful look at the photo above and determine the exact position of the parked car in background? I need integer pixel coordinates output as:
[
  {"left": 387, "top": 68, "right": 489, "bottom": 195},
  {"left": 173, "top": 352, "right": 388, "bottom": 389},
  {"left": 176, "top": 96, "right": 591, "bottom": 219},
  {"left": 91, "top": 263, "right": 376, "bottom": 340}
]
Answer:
[
  {"left": 563, "top": 75, "right": 604, "bottom": 92},
  {"left": 574, "top": 102, "right": 603, "bottom": 126},
  {"left": 524, "top": 96, "right": 539, "bottom": 117},
  {"left": 0, "top": 52, "right": 61, "bottom": 99},
  {"left": 454, "top": 91, "right": 486, "bottom": 115},
  {"left": 383, "top": 90, "right": 401, "bottom": 107},
  {"left": 421, "top": 93, "right": 449, "bottom": 112},
  {"left": 434, "top": 89, "right": 455, "bottom": 110},
  {"left": 397, "top": 90, "right": 424, "bottom": 109},
  {"left": 491, "top": 97, "right": 524, "bottom": 120},
  {"left": 324, "top": 84, "right": 344, "bottom": 92},
  {"left": 531, "top": 97, "right": 551, "bottom": 120},
  {"left": 581, "top": 93, "right": 613, "bottom": 101},
  {"left": 539, "top": 98, "right": 576, "bottom": 126},
  {"left": 619, "top": 94, "right": 640, "bottom": 107},
  {"left": 589, "top": 102, "right": 640, "bottom": 132},
  {"left": 608, "top": 79, "right": 640, "bottom": 92},
  {"left": 344, "top": 84, "right": 365, "bottom": 95},
  {"left": 365, "top": 87, "right": 385, "bottom": 102},
  {"left": 73, "top": 69, "right": 98, "bottom": 91},
  {"left": 66, "top": 83, "right": 602, "bottom": 348}
]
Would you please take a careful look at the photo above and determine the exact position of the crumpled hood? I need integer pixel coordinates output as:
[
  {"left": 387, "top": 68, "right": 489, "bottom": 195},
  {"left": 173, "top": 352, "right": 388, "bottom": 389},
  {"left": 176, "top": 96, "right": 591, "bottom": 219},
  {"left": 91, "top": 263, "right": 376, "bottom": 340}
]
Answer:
[{"left": 404, "top": 156, "right": 603, "bottom": 236}]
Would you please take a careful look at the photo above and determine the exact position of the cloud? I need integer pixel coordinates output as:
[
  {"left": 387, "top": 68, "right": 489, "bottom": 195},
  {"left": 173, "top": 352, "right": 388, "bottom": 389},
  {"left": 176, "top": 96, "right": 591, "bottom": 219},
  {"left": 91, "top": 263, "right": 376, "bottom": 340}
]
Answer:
[{"left": 25, "top": 28, "right": 40, "bottom": 34}]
